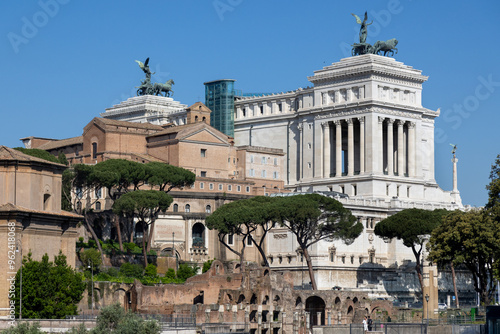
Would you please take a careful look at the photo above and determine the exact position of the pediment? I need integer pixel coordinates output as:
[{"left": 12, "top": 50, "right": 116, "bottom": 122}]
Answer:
[{"left": 181, "top": 128, "right": 228, "bottom": 145}]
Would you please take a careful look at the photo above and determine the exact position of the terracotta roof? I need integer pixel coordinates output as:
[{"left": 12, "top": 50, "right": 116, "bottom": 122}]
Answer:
[
  {"left": 148, "top": 122, "right": 229, "bottom": 142},
  {"left": 0, "top": 146, "right": 66, "bottom": 167},
  {"left": 37, "top": 136, "right": 83, "bottom": 150},
  {"left": 0, "top": 203, "right": 83, "bottom": 218},
  {"left": 131, "top": 153, "right": 167, "bottom": 163},
  {"left": 93, "top": 117, "right": 165, "bottom": 131}
]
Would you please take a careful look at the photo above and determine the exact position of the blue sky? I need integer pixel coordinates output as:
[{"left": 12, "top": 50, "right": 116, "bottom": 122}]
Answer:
[{"left": 1, "top": 1, "right": 499, "bottom": 207}]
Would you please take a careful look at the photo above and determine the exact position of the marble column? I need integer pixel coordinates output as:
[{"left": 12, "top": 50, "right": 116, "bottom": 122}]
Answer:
[
  {"left": 298, "top": 123, "right": 304, "bottom": 179},
  {"left": 397, "top": 120, "right": 405, "bottom": 176},
  {"left": 358, "top": 116, "right": 365, "bottom": 175},
  {"left": 408, "top": 122, "right": 416, "bottom": 177},
  {"left": 322, "top": 122, "right": 331, "bottom": 178},
  {"left": 378, "top": 117, "right": 385, "bottom": 174},
  {"left": 335, "top": 120, "right": 342, "bottom": 177},
  {"left": 387, "top": 118, "right": 395, "bottom": 175},
  {"left": 347, "top": 119, "right": 354, "bottom": 176},
  {"left": 452, "top": 155, "right": 458, "bottom": 192}
]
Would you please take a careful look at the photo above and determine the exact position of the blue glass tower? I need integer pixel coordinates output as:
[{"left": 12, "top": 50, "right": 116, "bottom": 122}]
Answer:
[{"left": 204, "top": 79, "right": 235, "bottom": 138}]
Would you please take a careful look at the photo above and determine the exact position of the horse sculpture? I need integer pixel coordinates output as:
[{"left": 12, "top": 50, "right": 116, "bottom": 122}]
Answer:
[
  {"left": 153, "top": 79, "right": 174, "bottom": 97},
  {"left": 373, "top": 38, "right": 398, "bottom": 56}
]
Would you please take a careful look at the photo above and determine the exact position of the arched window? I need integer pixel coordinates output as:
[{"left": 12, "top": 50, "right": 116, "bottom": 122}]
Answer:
[
  {"left": 205, "top": 205, "right": 211, "bottom": 213},
  {"left": 92, "top": 142, "right": 97, "bottom": 159},
  {"left": 95, "top": 187, "right": 102, "bottom": 199},
  {"left": 95, "top": 201, "right": 101, "bottom": 210},
  {"left": 185, "top": 204, "right": 190, "bottom": 212},
  {"left": 173, "top": 204, "right": 178, "bottom": 212},
  {"left": 43, "top": 194, "right": 51, "bottom": 211}
]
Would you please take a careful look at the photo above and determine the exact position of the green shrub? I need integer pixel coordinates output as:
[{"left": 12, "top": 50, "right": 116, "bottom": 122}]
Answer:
[
  {"left": 165, "top": 268, "right": 176, "bottom": 279},
  {"left": 119, "top": 262, "right": 143, "bottom": 278},
  {"left": 144, "top": 264, "right": 158, "bottom": 278},
  {"left": 176, "top": 263, "right": 198, "bottom": 281},
  {"left": 79, "top": 248, "right": 102, "bottom": 272},
  {"left": 202, "top": 259, "right": 215, "bottom": 273},
  {"left": 88, "top": 239, "right": 97, "bottom": 248}
]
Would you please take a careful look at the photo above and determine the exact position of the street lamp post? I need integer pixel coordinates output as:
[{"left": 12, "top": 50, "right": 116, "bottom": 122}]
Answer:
[
  {"left": 88, "top": 260, "right": 94, "bottom": 316},
  {"left": 425, "top": 294, "right": 429, "bottom": 326}
]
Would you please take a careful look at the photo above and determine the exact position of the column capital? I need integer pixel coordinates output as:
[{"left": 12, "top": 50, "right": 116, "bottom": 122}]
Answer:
[
  {"left": 346, "top": 118, "right": 354, "bottom": 125},
  {"left": 387, "top": 118, "right": 395, "bottom": 125},
  {"left": 396, "top": 119, "right": 405, "bottom": 127},
  {"left": 408, "top": 121, "right": 416, "bottom": 129},
  {"left": 334, "top": 120, "right": 342, "bottom": 127},
  {"left": 378, "top": 116, "right": 385, "bottom": 124},
  {"left": 321, "top": 121, "right": 330, "bottom": 128},
  {"left": 297, "top": 123, "right": 303, "bottom": 131},
  {"left": 357, "top": 116, "right": 365, "bottom": 123}
]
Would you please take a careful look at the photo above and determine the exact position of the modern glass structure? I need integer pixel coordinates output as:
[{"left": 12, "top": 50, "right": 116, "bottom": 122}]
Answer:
[{"left": 204, "top": 79, "right": 235, "bottom": 138}]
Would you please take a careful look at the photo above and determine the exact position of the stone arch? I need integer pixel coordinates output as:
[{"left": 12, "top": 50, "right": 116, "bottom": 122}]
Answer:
[
  {"left": 193, "top": 291, "right": 204, "bottom": 305},
  {"left": 263, "top": 295, "right": 269, "bottom": 305},
  {"left": 305, "top": 296, "right": 326, "bottom": 327},
  {"left": 274, "top": 295, "right": 281, "bottom": 303},
  {"left": 250, "top": 293, "right": 258, "bottom": 304},
  {"left": 264, "top": 269, "right": 269, "bottom": 276},
  {"left": 226, "top": 293, "right": 233, "bottom": 303},
  {"left": 250, "top": 310, "right": 257, "bottom": 322},
  {"left": 295, "top": 297, "right": 302, "bottom": 307},
  {"left": 237, "top": 294, "right": 245, "bottom": 304},
  {"left": 347, "top": 305, "right": 353, "bottom": 315},
  {"left": 113, "top": 288, "right": 127, "bottom": 308},
  {"left": 335, "top": 297, "right": 341, "bottom": 305},
  {"left": 353, "top": 297, "right": 358, "bottom": 304}
]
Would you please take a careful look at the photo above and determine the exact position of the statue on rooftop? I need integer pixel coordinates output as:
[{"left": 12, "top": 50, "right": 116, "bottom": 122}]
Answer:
[
  {"left": 135, "top": 58, "right": 174, "bottom": 97},
  {"left": 352, "top": 12, "right": 372, "bottom": 44},
  {"left": 350, "top": 12, "right": 398, "bottom": 57}
]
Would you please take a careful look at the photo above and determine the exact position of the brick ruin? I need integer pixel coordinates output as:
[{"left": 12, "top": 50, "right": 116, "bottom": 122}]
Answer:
[{"left": 126, "top": 260, "right": 394, "bottom": 333}]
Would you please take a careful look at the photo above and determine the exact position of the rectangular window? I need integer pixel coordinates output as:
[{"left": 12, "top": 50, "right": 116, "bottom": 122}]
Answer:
[
  {"left": 273, "top": 171, "right": 278, "bottom": 179},
  {"left": 261, "top": 170, "right": 267, "bottom": 178},
  {"left": 201, "top": 149, "right": 206, "bottom": 157},
  {"left": 249, "top": 169, "right": 254, "bottom": 177},
  {"left": 274, "top": 158, "right": 278, "bottom": 166},
  {"left": 261, "top": 157, "right": 266, "bottom": 164},
  {"left": 200, "top": 182, "right": 204, "bottom": 189},
  {"left": 260, "top": 106, "right": 263, "bottom": 114},
  {"left": 218, "top": 184, "right": 223, "bottom": 190},
  {"left": 246, "top": 186, "right": 250, "bottom": 192},
  {"left": 237, "top": 185, "right": 241, "bottom": 192},
  {"left": 209, "top": 183, "right": 214, "bottom": 190},
  {"left": 200, "top": 171, "right": 207, "bottom": 177},
  {"left": 250, "top": 155, "right": 254, "bottom": 163},
  {"left": 227, "top": 234, "right": 234, "bottom": 245},
  {"left": 247, "top": 237, "right": 252, "bottom": 246},
  {"left": 228, "top": 185, "right": 232, "bottom": 191},
  {"left": 278, "top": 103, "right": 282, "bottom": 112}
]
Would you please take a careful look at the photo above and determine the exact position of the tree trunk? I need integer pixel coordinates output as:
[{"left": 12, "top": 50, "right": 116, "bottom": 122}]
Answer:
[
  {"left": 451, "top": 262, "right": 459, "bottom": 308},
  {"left": 412, "top": 246, "right": 424, "bottom": 296},
  {"left": 85, "top": 215, "right": 105, "bottom": 265},
  {"left": 146, "top": 221, "right": 155, "bottom": 253},
  {"left": 114, "top": 215, "right": 124, "bottom": 252},
  {"left": 141, "top": 223, "right": 148, "bottom": 267},
  {"left": 303, "top": 246, "right": 317, "bottom": 290},
  {"left": 253, "top": 235, "right": 270, "bottom": 267}
]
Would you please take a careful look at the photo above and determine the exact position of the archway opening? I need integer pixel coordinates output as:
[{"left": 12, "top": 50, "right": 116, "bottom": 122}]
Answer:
[
  {"left": 305, "top": 296, "right": 326, "bottom": 327},
  {"left": 192, "top": 222, "right": 205, "bottom": 248}
]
